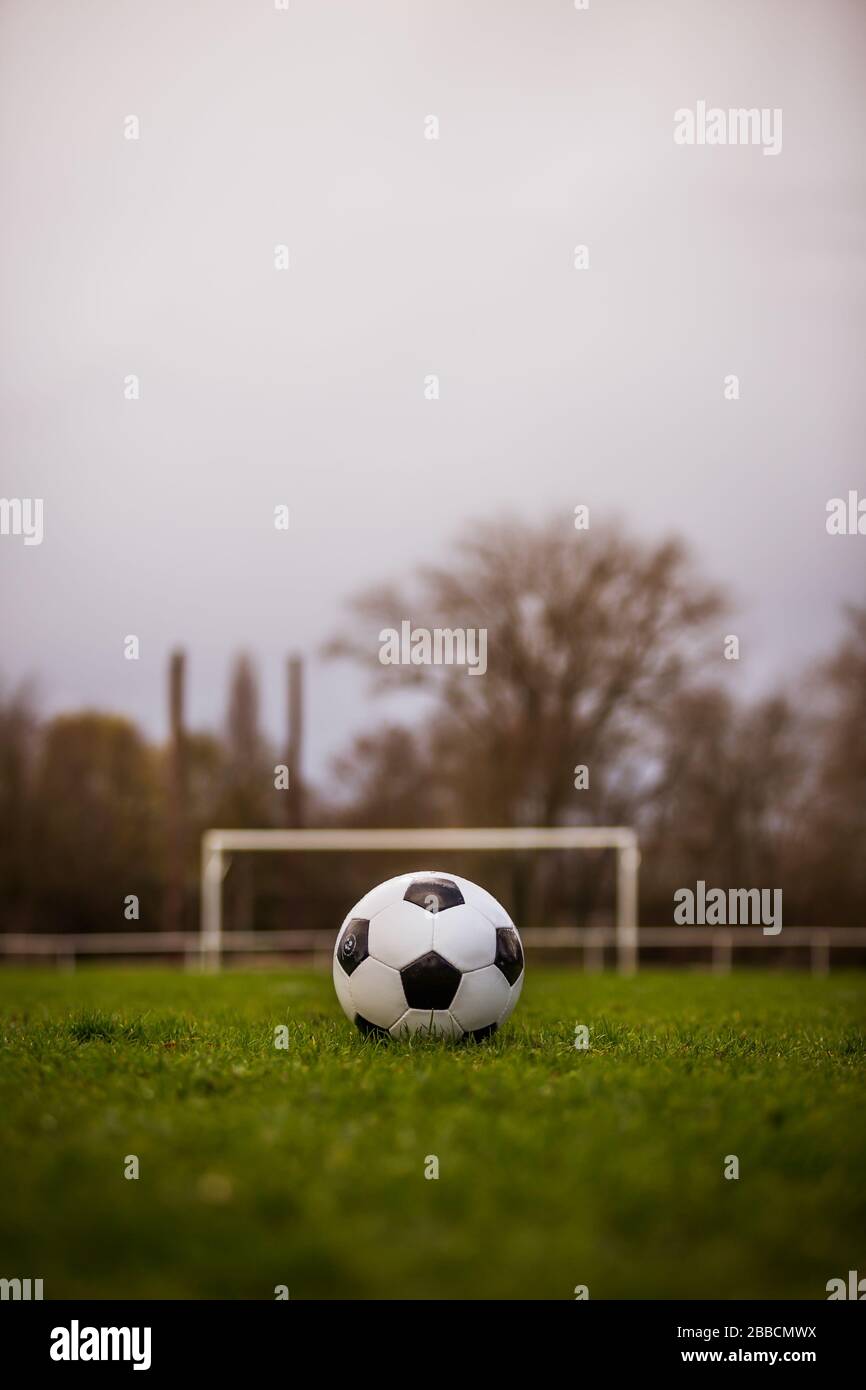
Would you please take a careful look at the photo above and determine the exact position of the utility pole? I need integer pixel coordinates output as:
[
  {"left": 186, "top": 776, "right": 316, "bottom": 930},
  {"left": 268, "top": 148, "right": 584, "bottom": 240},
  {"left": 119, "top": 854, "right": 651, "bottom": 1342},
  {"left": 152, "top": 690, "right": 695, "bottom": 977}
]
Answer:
[
  {"left": 164, "top": 649, "right": 188, "bottom": 933},
  {"left": 287, "top": 654, "right": 304, "bottom": 828},
  {"left": 283, "top": 655, "right": 305, "bottom": 920}
]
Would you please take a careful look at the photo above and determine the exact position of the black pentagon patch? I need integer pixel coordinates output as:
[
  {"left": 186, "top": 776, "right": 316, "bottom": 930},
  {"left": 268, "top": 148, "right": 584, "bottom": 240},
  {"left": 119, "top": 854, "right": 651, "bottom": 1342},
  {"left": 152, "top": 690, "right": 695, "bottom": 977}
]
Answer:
[
  {"left": 494, "top": 926, "right": 524, "bottom": 985},
  {"left": 336, "top": 917, "right": 369, "bottom": 976},
  {"left": 401, "top": 951, "right": 462, "bottom": 1009},
  {"left": 469, "top": 1022, "right": 498, "bottom": 1042},
  {"left": 354, "top": 1014, "right": 390, "bottom": 1039},
  {"left": 403, "top": 876, "right": 465, "bottom": 914}
]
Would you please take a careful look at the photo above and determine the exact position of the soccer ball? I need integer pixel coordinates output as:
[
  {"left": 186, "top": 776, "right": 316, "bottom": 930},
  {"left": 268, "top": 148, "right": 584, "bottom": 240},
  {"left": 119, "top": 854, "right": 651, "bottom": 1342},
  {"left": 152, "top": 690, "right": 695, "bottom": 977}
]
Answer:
[{"left": 333, "top": 870, "right": 524, "bottom": 1040}]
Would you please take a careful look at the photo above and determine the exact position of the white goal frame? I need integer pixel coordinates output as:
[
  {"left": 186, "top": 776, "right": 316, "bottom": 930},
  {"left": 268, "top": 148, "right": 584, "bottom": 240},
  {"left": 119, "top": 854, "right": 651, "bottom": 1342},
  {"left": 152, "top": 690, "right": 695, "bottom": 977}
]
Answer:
[{"left": 200, "top": 826, "right": 641, "bottom": 974}]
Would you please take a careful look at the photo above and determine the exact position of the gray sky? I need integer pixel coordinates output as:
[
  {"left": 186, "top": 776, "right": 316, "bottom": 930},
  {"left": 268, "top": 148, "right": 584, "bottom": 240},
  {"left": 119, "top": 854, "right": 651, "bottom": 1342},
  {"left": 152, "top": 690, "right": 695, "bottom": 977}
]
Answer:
[{"left": 2, "top": 0, "right": 864, "bottom": 781}]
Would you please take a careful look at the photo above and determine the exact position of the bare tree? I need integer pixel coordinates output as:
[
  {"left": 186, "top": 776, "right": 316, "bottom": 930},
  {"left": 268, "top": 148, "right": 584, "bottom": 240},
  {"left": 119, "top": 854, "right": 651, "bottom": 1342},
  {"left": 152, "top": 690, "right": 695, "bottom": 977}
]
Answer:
[
  {"left": 803, "top": 603, "right": 866, "bottom": 923},
  {"left": 641, "top": 687, "right": 808, "bottom": 922},
  {"left": 328, "top": 515, "right": 724, "bottom": 924},
  {"left": 0, "top": 679, "right": 39, "bottom": 931}
]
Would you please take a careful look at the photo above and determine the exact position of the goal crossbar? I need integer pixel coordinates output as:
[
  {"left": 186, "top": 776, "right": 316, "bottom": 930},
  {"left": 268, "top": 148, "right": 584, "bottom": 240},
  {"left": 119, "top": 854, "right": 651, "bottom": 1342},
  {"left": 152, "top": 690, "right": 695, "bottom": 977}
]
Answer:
[{"left": 200, "top": 826, "right": 640, "bottom": 973}]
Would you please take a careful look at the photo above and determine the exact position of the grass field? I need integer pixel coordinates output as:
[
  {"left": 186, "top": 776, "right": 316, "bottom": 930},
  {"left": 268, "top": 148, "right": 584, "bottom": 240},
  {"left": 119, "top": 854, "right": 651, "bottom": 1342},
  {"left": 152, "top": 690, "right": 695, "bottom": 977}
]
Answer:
[{"left": 1, "top": 967, "right": 864, "bottom": 1300}]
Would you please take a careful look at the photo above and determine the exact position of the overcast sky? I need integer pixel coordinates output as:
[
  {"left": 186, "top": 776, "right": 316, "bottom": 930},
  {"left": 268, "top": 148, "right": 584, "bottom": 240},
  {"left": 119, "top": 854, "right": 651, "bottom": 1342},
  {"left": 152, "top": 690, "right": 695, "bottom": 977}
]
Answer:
[{"left": 1, "top": 0, "right": 864, "bottom": 781}]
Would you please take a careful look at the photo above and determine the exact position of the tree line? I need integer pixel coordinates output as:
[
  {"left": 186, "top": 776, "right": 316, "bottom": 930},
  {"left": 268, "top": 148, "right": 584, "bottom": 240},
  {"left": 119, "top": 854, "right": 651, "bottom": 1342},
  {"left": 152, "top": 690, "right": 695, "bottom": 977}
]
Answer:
[{"left": 1, "top": 516, "right": 863, "bottom": 938}]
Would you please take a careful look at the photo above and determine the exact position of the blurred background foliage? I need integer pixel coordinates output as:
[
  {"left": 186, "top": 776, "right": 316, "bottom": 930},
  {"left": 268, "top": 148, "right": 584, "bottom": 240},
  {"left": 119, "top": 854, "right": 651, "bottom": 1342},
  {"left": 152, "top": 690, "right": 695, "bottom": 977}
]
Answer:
[{"left": 1, "top": 515, "right": 864, "bottom": 938}]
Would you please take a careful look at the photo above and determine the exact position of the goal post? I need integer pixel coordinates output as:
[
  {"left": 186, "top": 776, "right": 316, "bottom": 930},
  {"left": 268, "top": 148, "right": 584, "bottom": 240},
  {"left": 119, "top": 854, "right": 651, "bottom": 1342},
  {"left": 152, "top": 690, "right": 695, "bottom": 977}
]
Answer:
[{"left": 199, "top": 826, "right": 640, "bottom": 974}]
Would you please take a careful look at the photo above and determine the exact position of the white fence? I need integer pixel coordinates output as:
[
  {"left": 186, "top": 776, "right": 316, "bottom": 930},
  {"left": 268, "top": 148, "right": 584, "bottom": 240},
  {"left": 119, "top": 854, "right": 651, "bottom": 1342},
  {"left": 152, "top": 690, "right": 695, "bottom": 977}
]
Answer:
[{"left": 1, "top": 926, "right": 864, "bottom": 976}]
